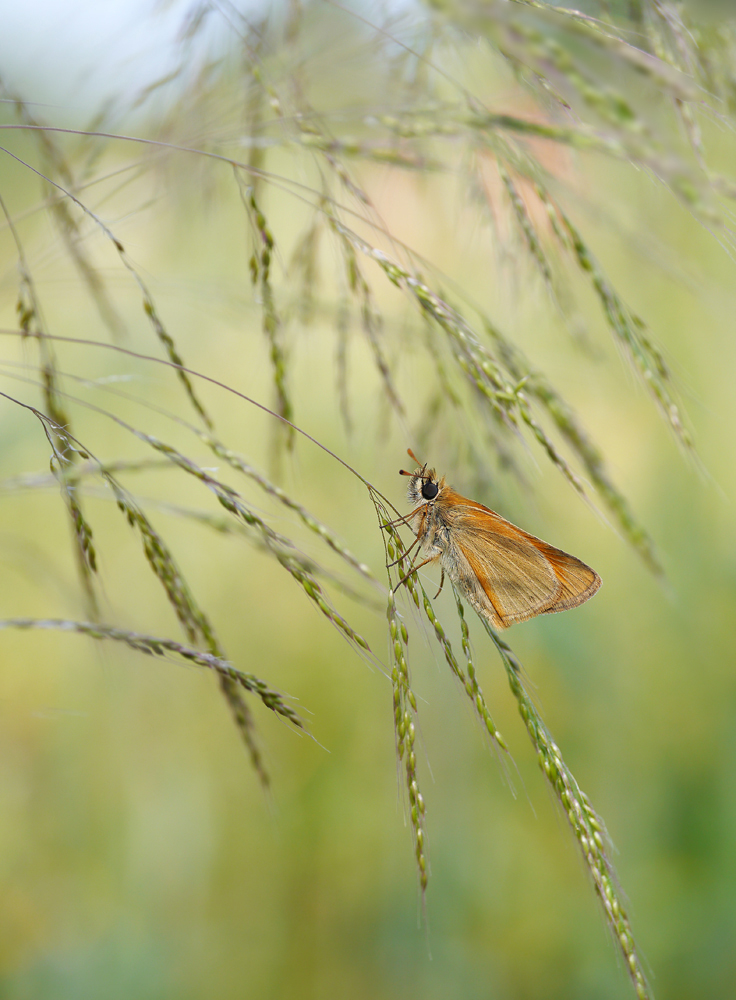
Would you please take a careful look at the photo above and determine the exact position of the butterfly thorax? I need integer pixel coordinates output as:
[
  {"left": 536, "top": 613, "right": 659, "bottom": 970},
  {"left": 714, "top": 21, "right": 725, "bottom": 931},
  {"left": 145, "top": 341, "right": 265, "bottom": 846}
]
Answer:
[{"left": 406, "top": 470, "right": 460, "bottom": 554}]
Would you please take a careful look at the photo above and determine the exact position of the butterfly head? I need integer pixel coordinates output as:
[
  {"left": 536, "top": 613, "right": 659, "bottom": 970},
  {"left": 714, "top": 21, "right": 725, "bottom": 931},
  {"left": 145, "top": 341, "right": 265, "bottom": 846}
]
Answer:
[{"left": 399, "top": 450, "right": 446, "bottom": 507}]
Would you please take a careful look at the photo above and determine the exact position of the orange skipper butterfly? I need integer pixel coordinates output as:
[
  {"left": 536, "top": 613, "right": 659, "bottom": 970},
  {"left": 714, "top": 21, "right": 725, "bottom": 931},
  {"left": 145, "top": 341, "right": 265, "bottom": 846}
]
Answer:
[{"left": 398, "top": 450, "right": 601, "bottom": 628}]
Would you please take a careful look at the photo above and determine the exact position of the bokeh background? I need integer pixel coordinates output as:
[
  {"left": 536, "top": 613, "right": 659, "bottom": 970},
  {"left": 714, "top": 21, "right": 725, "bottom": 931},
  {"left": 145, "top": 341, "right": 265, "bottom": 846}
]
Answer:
[{"left": 2, "top": 2, "right": 736, "bottom": 998}]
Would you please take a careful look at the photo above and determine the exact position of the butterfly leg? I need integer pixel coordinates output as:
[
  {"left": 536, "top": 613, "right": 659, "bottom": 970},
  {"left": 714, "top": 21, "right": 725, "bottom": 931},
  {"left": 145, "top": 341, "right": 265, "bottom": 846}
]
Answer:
[
  {"left": 380, "top": 511, "right": 416, "bottom": 530},
  {"left": 395, "top": 555, "right": 438, "bottom": 590},
  {"left": 433, "top": 567, "right": 445, "bottom": 600},
  {"left": 386, "top": 531, "right": 422, "bottom": 569}
]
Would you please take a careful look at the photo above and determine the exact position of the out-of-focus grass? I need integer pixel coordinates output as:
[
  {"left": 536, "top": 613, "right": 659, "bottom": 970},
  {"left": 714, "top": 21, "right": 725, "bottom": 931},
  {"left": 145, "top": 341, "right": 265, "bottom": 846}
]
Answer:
[{"left": 2, "top": 2, "right": 736, "bottom": 998}]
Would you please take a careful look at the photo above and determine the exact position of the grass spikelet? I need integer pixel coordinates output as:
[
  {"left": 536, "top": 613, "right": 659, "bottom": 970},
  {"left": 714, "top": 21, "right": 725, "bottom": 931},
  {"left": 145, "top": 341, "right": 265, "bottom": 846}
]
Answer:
[
  {"left": 329, "top": 216, "right": 405, "bottom": 418},
  {"left": 245, "top": 186, "right": 295, "bottom": 448},
  {"left": 202, "top": 435, "right": 375, "bottom": 582},
  {"left": 140, "top": 292, "right": 213, "bottom": 430},
  {"left": 5, "top": 91, "right": 125, "bottom": 339},
  {"left": 545, "top": 198, "right": 692, "bottom": 448},
  {"left": 498, "top": 160, "right": 554, "bottom": 287},
  {"left": 483, "top": 622, "right": 651, "bottom": 1000},
  {"left": 1, "top": 194, "right": 99, "bottom": 611},
  {"left": 485, "top": 321, "right": 663, "bottom": 573},
  {"left": 0, "top": 618, "right": 305, "bottom": 731},
  {"left": 387, "top": 588, "right": 428, "bottom": 895},
  {"left": 329, "top": 219, "right": 514, "bottom": 423},
  {"left": 333, "top": 221, "right": 593, "bottom": 493},
  {"left": 0, "top": 399, "right": 267, "bottom": 780},
  {"left": 449, "top": 588, "right": 509, "bottom": 752},
  {"left": 103, "top": 470, "right": 268, "bottom": 782},
  {"left": 373, "top": 494, "right": 428, "bottom": 892},
  {"left": 105, "top": 433, "right": 370, "bottom": 652}
]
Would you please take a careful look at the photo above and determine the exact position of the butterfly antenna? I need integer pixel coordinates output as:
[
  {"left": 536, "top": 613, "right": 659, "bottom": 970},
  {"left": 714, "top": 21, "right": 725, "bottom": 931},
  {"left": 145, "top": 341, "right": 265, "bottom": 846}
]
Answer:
[{"left": 400, "top": 449, "right": 429, "bottom": 479}]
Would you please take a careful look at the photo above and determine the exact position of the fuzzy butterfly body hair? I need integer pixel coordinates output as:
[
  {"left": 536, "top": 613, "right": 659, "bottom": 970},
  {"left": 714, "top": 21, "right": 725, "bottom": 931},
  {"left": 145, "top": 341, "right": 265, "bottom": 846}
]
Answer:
[{"left": 399, "top": 451, "right": 600, "bottom": 629}]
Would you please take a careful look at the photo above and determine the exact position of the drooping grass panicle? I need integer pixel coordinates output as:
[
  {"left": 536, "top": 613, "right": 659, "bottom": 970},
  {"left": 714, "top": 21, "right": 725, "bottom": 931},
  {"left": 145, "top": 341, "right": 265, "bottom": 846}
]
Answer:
[
  {"left": 372, "top": 492, "right": 428, "bottom": 893},
  {"left": 386, "top": 586, "right": 428, "bottom": 897},
  {"left": 330, "top": 220, "right": 595, "bottom": 498},
  {"left": 2, "top": 345, "right": 388, "bottom": 645},
  {"left": 448, "top": 586, "right": 509, "bottom": 755},
  {"left": 377, "top": 462, "right": 648, "bottom": 992},
  {"left": 0, "top": 327, "right": 391, "bottom": 508},
  {"left": 550, "top": 200, "right": 692, "bottom": 449},
  {"left": 3, "top": 350, "right": 375, "bottom": 592},
  {"left": 328, "top": 212, "right": 406, "bottom": 420},
  {"left": 20, "top": 421, "right": 211, "bottom": 679},
  {"left": 99, "top": 432, "right": 371, "bottom": 655},
  {"left": 1, "top": 97, "right": 214, "bottom": 430},
  {"left": 3, "top": 361, "right": 379, "bottom": 786},
  {"left": 475, "top": 149, "right": 692, "bottom": 455},
  {"left": 0, "top": 444, "right": 377, "bottom": 613},
  {"left": 0, "top": 392, "right": 268, "bottom": 781},
  {"left": 484, "top": 321, "right": 663, "bottom": 574},
  {"left": 4, "top": 5, "right": 733, "bottom": 989},
  {"left": 0, "top": 617, "right": 305, "bottom": 732},
  {"left": 480, "top": 148, "right": 693, "bottom": 453},
  {"left": 1, "top": 192, "right": 100, "bottom": 615},
  {"left": 202, "top": 435, "right": 376, "bottom": 584},
  {"left": 1, "top": 386, "right": 100, "bottom": 617},
  {"left": 242, "top": 182, "right": 295, "bottom": 448},
  {"left": 2, "top": 87, "right": 126, "bottom": 340},
  {"left": 100, "top": 468, "right": 270, "bottom": 784},
  {"left": 483, "top": 621, "right": 651, "bottom": 1000},
  {"left": 490, "top": 2, "right": 700, "bottom": 148}
]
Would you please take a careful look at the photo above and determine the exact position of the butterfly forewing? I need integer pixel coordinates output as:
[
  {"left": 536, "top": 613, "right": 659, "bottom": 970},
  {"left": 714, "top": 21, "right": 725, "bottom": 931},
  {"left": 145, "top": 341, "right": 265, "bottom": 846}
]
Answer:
[
  {"left": 447, "top": 500, "right": 600, "bottom": 627},
  {"left": 528, "top": 539, "right": 601, "bottom": 610}
]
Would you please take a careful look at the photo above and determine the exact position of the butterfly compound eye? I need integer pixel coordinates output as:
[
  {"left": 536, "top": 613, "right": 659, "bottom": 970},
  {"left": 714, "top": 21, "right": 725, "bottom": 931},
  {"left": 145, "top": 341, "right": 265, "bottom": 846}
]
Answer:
[{"left": 421, "top": 481, "right": 439, "bottom": 500}]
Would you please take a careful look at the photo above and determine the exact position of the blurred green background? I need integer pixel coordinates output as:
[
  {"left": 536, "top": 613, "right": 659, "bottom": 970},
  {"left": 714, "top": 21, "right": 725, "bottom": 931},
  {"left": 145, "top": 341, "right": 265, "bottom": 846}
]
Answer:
[{"left": 2, "top": 3, "right": 736, "bottom": 999}]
